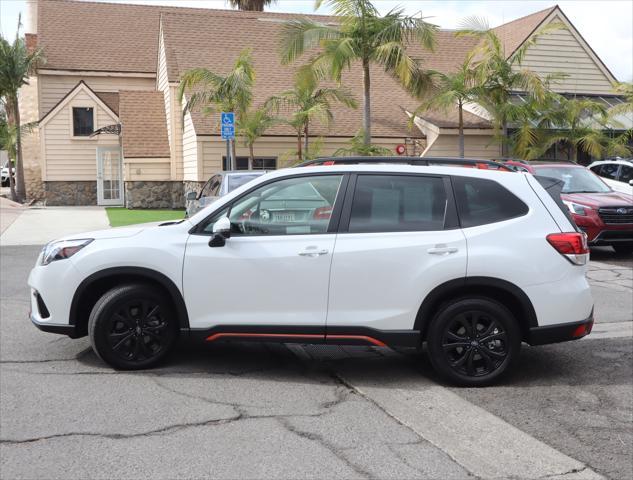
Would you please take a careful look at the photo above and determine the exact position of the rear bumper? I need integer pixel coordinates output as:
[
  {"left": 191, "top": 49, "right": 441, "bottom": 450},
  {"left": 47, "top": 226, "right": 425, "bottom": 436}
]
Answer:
[{"left": 527, "top": 309, "right": 594, "bottom": 345}]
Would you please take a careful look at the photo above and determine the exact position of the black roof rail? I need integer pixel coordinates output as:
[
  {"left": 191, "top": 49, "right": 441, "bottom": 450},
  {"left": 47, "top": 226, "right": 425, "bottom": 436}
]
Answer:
[{"left": 297, "top": 156, "right": 516, "bottom": 171}]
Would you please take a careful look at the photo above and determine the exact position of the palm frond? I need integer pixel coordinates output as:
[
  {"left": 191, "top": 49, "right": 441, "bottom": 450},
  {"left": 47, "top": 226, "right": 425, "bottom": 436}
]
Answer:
[{"left": 279, "top": 19, "right": 340, "bottom": 65}]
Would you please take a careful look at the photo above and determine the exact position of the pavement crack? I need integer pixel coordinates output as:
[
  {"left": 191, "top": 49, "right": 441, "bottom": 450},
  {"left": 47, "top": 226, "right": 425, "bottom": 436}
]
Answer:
[
  {"left": 277, "top": 417, "right": 374, "bottom": 479},
  {"left": 0, "top": 415, "right": 244, "bottom": 445},
  {"left": 0, "top": 347, "right": 92, "bottom": 365}
]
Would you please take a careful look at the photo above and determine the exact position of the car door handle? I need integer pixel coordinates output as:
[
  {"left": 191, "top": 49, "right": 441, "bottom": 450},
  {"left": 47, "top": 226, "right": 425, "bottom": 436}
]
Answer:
[
  {"left": 298, "top": 249, "right": 329, "bottom": 257},
  {"left": 427, "top": 246, "right": 458, "bottom": 255}
]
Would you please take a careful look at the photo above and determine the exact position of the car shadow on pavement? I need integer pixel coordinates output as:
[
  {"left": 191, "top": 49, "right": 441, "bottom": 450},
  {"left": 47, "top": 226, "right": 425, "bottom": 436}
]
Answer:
[{"left": 74, "top": 336, "right": 632, "bottom": 389}]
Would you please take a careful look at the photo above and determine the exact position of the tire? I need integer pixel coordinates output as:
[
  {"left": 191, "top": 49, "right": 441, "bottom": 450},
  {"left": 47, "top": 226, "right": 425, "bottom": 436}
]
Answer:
[
  {"left": 88, "top": 284, "right": 179, "bottom": 370},
  {"left": 613, "top": 244, "right": 633, "bottom": 255},
  {"left": 426, "top": 297, "right": 521, "bottom": 387}
]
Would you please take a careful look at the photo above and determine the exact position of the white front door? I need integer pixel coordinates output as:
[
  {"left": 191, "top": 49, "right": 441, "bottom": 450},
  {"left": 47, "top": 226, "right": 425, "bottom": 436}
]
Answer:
[
  {"left": 96, "top": 147, "right": 124, "bottom": 206},
  {"left": 183, "top": 174, "right": 345, "bottom": 329}
]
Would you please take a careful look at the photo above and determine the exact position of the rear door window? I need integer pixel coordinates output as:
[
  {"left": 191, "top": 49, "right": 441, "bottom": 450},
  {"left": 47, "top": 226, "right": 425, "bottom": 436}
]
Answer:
[
  {"left": 452, "top": 176, "right": 528, "bottom": 227},
  {"left": 347, "top": 175, "right": 447, "bottom": 233},
  {"left": 618, "top": 165, "right": 633, "bottom": 184}
]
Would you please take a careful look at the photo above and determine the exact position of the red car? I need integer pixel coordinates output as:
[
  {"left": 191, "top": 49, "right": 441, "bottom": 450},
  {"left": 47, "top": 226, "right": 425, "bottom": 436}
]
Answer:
[{"left": 506, "top": 161, "right": 633, "bottom": 254}]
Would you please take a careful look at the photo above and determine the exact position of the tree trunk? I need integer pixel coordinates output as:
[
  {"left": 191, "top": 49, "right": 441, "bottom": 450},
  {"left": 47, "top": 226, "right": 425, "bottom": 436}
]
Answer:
[
  {"left": 296, "top": 131, "right": 302, "bottom": 162},
  {"left": 248, "top": 142, "right": 255, "bottom": 166},
  {"left": 501, "top": 122, "right": 508, "bottom": 157},
  {"left": 362, "top": 58, "right": 371, "bottom": 146},
  {"left": 304, "top": 123, "right": 309, "bottom": 157},
  {"left": 13, "top": 98, "right": 26, "bottom": 202},
  {"left": 458, "top": 102, "right": 465, "bottom": 158}
]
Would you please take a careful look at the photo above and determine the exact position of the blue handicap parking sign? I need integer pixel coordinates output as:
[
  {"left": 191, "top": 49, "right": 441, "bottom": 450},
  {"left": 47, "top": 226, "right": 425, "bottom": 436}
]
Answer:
[
  {"left": 221, "top": 112, "right": 235, "bottom": 126},
  {"left": 221, "top": 125, "right": 235, "bottom": 140}
]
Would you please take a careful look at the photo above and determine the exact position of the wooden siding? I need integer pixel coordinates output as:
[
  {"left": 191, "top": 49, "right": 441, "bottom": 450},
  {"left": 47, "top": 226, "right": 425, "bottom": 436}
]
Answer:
[
  {"left": 157, "top": 29, "right": 171, "bottom": 147},
  {"left": 199, "top": 136, "right": 409, "bottom": 180},
  {"left": 125, "top": 158, "right": 171, "bottom": 181},
  {"left": 42, "top": 89, "right": 119, "bottom": 181},
  {"left": 422, "top": 134, "right": 501, "bottom": 158},
  {"left": 169, "top": 87, "right": 184, "bottom": 179},
  {"left": 515, "top": 14, "right": 616, "bottom": 95},
  {"left": 182, "top": 110, "right": 198, "bottom": 180},
  {"left": 39, "top": 74, "right": 155, "bottom": 116}
]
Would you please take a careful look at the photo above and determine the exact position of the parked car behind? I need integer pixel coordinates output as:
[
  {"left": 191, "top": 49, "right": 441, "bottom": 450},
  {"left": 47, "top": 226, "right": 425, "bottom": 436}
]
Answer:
[
  {"left": 505, "top": 160, "right": 633, "bottom": 254},
  {"left": 587, "top": 159, "right": 633, "bottom": 195},
  {"left": 185, "top": 171, "right": 267, "bottom": 217},
  {"left": 1, "top": 160, "right": 13, "bottom": 187}
]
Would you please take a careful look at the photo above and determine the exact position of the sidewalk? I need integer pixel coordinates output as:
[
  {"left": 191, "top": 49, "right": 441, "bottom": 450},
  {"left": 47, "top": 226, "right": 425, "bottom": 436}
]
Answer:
[
  {"left": 0, "top": 205, "right": 110, "bottom": 246},
  {"left": 0, "top": 196, "right": 25, "bottom": 235}
]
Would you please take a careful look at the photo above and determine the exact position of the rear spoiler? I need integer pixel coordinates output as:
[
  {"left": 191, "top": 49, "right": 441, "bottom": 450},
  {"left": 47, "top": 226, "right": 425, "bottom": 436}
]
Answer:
[{"left": 533, "top": 175, "right": 579, "bottom": 232}]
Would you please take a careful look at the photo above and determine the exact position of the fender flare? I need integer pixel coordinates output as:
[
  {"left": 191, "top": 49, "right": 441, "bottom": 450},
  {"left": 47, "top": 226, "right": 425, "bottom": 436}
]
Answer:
[
  {"left": 414, "top": 276, "right": 538, "bottom": 334},
  {"left": 69, "top": 267, "right": 190, "bottom": 329}
]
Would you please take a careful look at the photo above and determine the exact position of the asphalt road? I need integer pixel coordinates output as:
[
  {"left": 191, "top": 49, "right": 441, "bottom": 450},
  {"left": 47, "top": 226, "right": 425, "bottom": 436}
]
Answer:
[{"left": 1, "top": 246, "right": 631, "bottom": 479}]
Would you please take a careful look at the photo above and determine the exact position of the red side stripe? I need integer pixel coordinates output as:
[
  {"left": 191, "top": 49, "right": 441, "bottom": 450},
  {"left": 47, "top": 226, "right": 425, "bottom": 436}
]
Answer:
[
  {"left": 206, "top": 333, "right": 325, "bottom": 342},
  {"left": 325, "top": 335, "right": 387, "bottom": 347}
]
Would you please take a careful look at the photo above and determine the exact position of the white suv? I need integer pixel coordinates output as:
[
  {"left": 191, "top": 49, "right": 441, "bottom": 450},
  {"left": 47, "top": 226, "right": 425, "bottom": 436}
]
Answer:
[{"left": 28, "top": 162, "right": 594, "bottom": 386}]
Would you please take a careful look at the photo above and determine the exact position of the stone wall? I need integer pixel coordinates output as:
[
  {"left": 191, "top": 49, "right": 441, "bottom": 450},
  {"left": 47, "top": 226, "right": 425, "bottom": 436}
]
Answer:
[
  {"left": 183, "top": 180, "right": 205, "bottom": 196},
  {"left": 125, "top": 181, "right": 184, "bottom": 209},
  {"left": 45, "top": 181, "right": 97, "bottom": 205}
]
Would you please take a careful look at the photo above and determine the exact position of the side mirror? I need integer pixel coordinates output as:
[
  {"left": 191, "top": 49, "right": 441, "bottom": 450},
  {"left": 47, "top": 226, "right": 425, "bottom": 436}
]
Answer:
[
  {"left": 185, "top": 191, "right": 198, "bottom": 201},
  {"left": 629, "top": 180, "right": 633, "bottom": 186},
  {"left": 209, "top": 216, "right": 231, "bottom": 247}
]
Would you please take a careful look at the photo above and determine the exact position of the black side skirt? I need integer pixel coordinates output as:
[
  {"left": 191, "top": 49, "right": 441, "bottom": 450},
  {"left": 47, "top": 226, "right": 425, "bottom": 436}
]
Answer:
[{"left": 185, "top": 325, "right": 421, "bottom": 348}]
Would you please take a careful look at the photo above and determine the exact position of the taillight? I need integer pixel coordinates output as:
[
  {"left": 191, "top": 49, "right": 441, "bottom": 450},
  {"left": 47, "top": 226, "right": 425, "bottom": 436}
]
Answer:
[
  {"left": 546, "top": 232, "right": 589, "bottom": 265},
  {"left": 313, "top": 206, "right": 333, "bottom": 220}
]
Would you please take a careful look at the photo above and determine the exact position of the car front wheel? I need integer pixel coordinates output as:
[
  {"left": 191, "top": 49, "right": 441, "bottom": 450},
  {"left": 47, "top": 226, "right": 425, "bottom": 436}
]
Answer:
[
  {"left": 426, "top": 297, "right": 521, "bottom": 387},
  {"left": 88, "top": 284, "right": 179, "bottom": 370}
]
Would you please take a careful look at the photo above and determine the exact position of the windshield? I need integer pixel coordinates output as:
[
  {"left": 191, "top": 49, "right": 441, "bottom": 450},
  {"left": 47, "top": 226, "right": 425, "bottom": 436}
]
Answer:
[
  {"left": 534, "top": 167, "right": 611, "bottom": 193},
  {"left": 227, "top": 174, "right": 264, "bottom": 192}
]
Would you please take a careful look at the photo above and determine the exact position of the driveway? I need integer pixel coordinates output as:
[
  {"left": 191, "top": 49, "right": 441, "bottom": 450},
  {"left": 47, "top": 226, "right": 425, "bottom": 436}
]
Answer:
[
  {"left": 0, "top": 206, "right": 109, "bottom": 246},
  {"left": 0, "top": 244, "right": 630, "bottom": 479}
]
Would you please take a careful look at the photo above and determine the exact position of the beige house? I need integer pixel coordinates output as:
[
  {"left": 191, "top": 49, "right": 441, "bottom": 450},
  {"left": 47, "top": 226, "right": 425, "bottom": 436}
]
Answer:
[{"left": 20, "top": 0, "right": 625, "bottom": 207}]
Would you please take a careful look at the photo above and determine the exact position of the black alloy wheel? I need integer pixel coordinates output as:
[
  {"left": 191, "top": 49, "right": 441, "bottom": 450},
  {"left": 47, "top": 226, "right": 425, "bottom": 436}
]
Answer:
[
  {"left": 89, "top": 284, "right": 178, "bottom": 370},
  {"left": 441, "top": 311, "right": 508, "bottom": 378},
  {"left": 426, "top": 297, "right": 520, "bottom": 387}
]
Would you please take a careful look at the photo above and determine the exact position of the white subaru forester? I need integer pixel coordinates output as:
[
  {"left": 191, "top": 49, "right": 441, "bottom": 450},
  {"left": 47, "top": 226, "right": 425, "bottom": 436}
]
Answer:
[{"left": 28, "top": 160, "right": 594, "bottom": 386}]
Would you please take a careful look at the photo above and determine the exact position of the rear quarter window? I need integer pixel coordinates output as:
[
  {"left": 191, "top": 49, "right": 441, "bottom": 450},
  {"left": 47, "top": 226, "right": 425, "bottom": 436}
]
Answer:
[{"left": 452, "top": 176, "right": 529, "bottom": 228}]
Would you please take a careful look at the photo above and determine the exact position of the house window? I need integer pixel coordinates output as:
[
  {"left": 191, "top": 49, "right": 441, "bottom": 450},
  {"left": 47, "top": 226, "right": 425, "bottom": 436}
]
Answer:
[
  {"left": 222, "top": 156, "right": 277, "bottom": 171},
  {"left": 73, "top": 107, "right": 94, "bottom": 136}
]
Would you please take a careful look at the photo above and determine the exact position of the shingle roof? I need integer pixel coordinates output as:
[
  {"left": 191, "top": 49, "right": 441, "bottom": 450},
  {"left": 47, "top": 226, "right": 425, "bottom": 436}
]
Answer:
[
  {"left": 161, "top": 12, "right": 473, "bottom": 138},
  {"left": 492, "top": 6, "right": 556, "bottom": 58},
  {"left": 37, "top": 0, "right": 331, "bottom": 73},
  {"left": 94, "top": 92, "right": 119, "bottom": 115},
  {"left": 118, "top": 91, "right": 170, "bottom": 158}
]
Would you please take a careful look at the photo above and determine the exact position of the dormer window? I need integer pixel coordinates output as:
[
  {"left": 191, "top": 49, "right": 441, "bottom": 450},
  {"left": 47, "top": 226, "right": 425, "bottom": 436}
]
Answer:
[{"left": 72, "top": 107, "right": 94, "bottom": 136}]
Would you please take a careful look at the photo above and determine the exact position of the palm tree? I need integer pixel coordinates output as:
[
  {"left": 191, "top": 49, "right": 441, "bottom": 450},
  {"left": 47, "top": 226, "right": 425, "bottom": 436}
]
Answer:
[
  {"left": 0, "top": 18, "right": 44, "bottom": 202},
  {"left": 280, "top": 0, "right": 437, "bottom": 146},
  {"left": 458, "top": 17, "right": 562, "bottom": 154},
  {"left": 228, "top": 0, "right": 276, "bottom": 11},
  {"left": 512, "top": 95, "right": 624, "bottom": 161},
  {"left": 0, "top": 115, "right": 36, "bottom": 200},
  {"left": 236, "top": 107, "right": 278, "bottom": 165},
  {"left": 266, "top": 67, "right": 357, "bottom": 161},
  {"left": 334, "top": 129, "right": 392, "bottom": 156},
  {"left": 411, "top": 56, "right": 479, "bottom": 157},
  {"left": 178, "top": 49, "right": 255, "bottom": 167}
]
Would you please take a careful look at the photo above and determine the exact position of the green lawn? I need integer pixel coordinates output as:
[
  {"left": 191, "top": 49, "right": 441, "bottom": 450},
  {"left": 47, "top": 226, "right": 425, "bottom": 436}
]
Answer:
[{"left": 106, "top": 208, "right": 185, "bottom": 227}]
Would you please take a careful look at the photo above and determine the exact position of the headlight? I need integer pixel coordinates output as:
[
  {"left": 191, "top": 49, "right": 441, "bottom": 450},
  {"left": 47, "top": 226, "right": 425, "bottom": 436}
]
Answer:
[
  {"left": 563, "top": 201, "right": 590, "bottom": 216},
  {"left": 41, "top": 239, "right": 93, "bottom": 266}
]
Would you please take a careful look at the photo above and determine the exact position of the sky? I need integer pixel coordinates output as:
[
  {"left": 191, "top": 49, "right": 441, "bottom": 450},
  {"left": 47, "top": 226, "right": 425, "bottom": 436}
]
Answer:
[{"left": 1, "top": 0, "right": 632, "bottom": 81}]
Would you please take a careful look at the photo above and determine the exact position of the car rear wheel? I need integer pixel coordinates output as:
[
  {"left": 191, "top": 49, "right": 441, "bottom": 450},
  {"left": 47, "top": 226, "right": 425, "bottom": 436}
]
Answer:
[
  {"left": 613, "top": 244, "right": 633, "bottom": 255},
  {"left": 426, "top": 297, "right": 521, "bottom": 387},
  {"left": 88, "top": 284, "right": 179, "bottom": 370}
]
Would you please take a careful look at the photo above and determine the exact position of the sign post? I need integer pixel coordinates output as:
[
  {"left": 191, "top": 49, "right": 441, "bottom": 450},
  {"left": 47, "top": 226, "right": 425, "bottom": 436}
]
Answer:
[{"left": 221, "top": 112, "right": 236, "bottom": 170}]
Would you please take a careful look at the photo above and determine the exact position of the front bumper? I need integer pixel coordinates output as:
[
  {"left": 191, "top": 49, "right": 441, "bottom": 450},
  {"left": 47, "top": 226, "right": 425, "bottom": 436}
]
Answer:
[
  {"left": 572, "top": 211, "right": 633, "bottom": 245},
  {"left": 30, "top": 313, "right": 79, "bottom": 337},
  {"left": 527, "top": 309, "right": 594, "bottom": 345}
]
